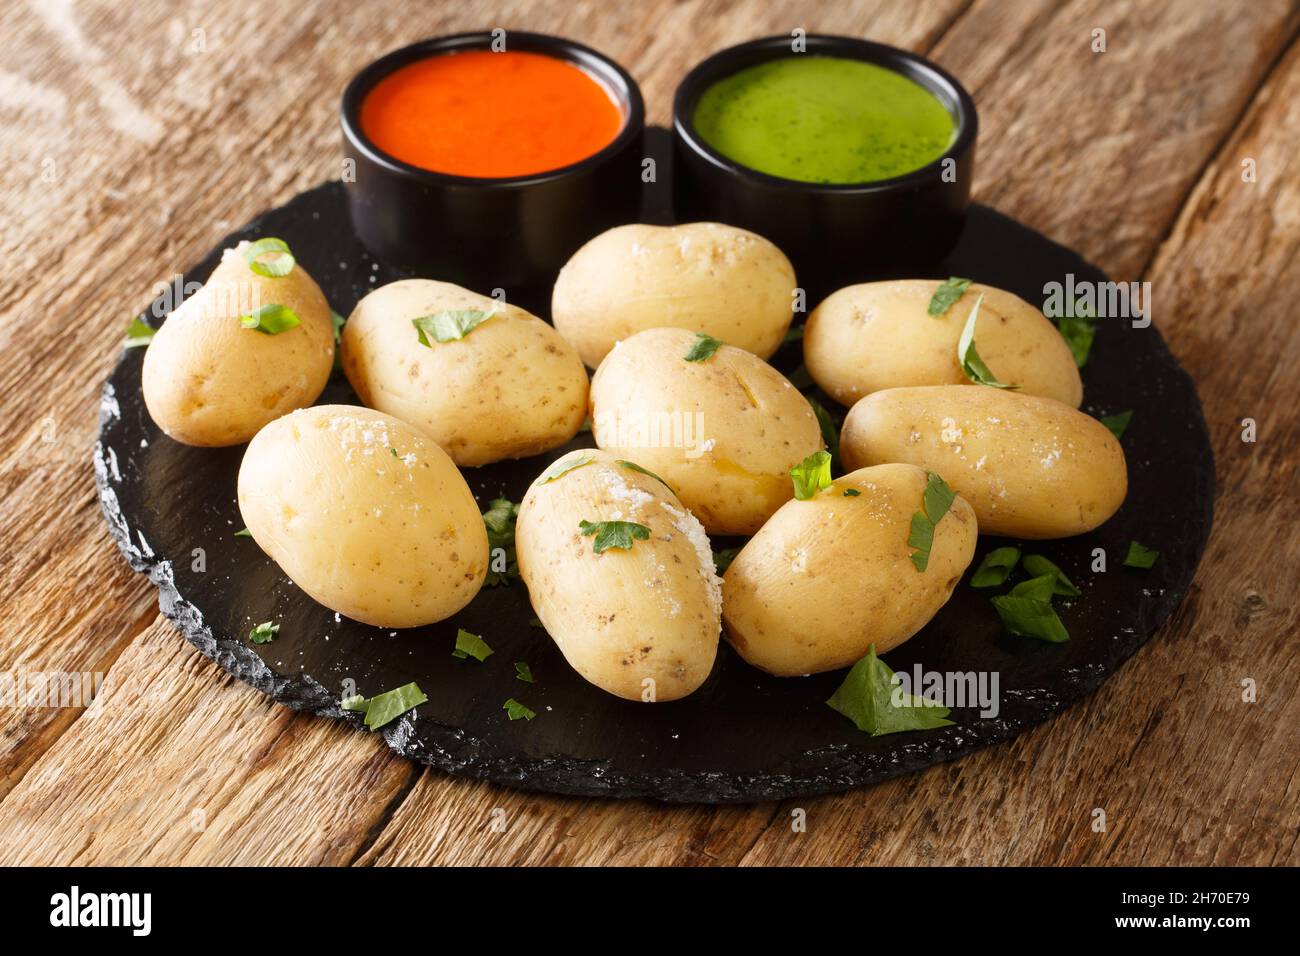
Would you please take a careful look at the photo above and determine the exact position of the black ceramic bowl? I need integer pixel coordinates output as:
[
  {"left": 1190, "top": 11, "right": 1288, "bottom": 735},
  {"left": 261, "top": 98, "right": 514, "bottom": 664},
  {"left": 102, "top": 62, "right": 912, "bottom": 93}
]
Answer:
[
  {"left": 673, "top": 35, "right": 977, "bottom": 296},
  {"left": 341, "top": 32, "right": 644, "bottom": 298}
]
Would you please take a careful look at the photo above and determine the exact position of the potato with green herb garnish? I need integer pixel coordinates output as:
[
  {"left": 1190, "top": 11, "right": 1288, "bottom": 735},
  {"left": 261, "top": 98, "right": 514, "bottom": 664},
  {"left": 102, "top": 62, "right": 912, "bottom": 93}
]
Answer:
[
  {"left": 340, "top": 279, "right": 588, "bottom": 467},
  {"left": 839, "top": 385, "right": 1128, "bottom": 538},
  {"left": 589, "top": 327, "right": 823, "bottom": 535},
  {"left": 141, "top": 240, "right": 334, "bottom": 446},
  {"left": 803, "top": 280, "right": 1082, "bottom": 407},
  {"left": 515, "top": 449, "right": 721, "bottom": 701},
  {"left": 551, "top": 222, "right": 797, "bottom": 368},
  {"left": 722, "top": 463, "right": 977, "bottom": 676},
  {"left": 237, "top": 405, "right": 487, "bottom": 628}
]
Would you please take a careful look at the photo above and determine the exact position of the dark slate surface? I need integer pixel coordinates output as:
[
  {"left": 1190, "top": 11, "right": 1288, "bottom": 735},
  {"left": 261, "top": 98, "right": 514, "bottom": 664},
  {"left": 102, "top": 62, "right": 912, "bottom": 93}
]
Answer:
[{"left": 93, "top": 130, "right": 1214, "bottom": 803}]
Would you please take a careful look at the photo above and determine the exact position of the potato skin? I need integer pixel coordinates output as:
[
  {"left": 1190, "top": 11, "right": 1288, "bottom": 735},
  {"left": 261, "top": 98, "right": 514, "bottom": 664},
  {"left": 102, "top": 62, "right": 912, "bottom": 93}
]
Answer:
[
  {"left": 804, "top": 280, "right": 1083, "bottom": 407},
  {"left": 722, "top": 463, "right": 977, "bottom": 676},
  {"left": 341, "top": 279, "right": 588, "bottom": 467},
  {"left": 840, "top": 385, "right": 1127, "bottom": 539},
  {"left": 516, "top": 449, "right": 722, "bottom": 701},
  {"left": 237, "top": 405, "right": 487, "bottom": 628},
  {"left": 142, "top": 242, "right": 334, "bottom": 446},
  {"left": 551, "top": 222, "right": 796, "bottom": 367},
  {"left": 590, "top": 328, "right": 823, "bottom": 536}
]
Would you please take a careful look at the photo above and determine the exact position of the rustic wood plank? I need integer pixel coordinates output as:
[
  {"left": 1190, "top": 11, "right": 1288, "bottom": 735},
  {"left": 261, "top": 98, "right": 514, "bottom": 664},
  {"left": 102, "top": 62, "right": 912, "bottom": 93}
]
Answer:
[
  {"left": 0, "top": 621, "right": 416, "bottom": 865},
  {"left": 0, "top": 0, "right": 1295, "bottom": 866},
  {"left": 931, "top": 0, "right": 1300, "bottom": 278}
]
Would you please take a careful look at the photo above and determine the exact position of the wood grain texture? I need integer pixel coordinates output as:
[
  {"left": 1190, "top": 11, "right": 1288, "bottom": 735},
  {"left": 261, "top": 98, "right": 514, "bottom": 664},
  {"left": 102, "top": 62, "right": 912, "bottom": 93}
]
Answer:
[{"left": 0, "top": 0, "right": 1296, "bottom": 866}]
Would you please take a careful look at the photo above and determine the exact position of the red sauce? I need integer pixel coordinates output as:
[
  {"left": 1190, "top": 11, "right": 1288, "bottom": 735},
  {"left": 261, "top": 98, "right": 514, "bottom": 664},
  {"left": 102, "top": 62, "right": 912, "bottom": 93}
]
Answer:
[{"left": 360, "top": 50, "right": 624, "bottom": 178}]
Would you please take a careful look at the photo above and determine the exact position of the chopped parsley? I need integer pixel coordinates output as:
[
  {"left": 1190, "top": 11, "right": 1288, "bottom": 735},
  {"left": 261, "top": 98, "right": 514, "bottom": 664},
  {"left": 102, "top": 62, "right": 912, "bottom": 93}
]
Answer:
[
  {"left": 617, "top": 459, "right": 671, "bottom": 489},
  {"left": 1101, "top": 410, "right": 1133, "bottom": 439},
  {"left": 452, "top": 628, "right": 493, "bottom": 662},
  {"left": 342, "top": 682, "right": 428, "bottom": 730},
  {"left": 514, "top": 662, "right": 535, "bottom": 683},
  {"left": 989, "top": 579, "right": 1069, "bottom": 643},
  {"left": 233, "top": 527, "right": 252, "bottom": 538},
  {"left": 248, "top": 621, "right": 279, "bottom": 644},
  {"left": 957, "top": 293, "right": 1017, "bottom": 389},
  {"left": 712, "top": 546, "right": 741, "bottom": 575},
  {"left": 1123, "top": 540, "right": 1159, "bottom": 569},
  {"left": 683, "top": 332, "right": 723, "bottom": 362},
  {"left": 482, "top": 497, "right": 520, "bottom": 586},
  {"left": 503, "top": 698, "right": 536, "bottom": 721},
  {"left": 123, "top": 317, "right": 156, "bottom": 348},
  {"left": 806, "top": 396, "right": 840, "bottom": 469},
  {"left": 1057, "top": 300, "right": 1097, "bottom": 367},
  {"left": 827, "top": 646, "right": 954, "bottom": 735},
  {"left": 843, "top": 488, "right": 861, "bottom": 497},
  {"left": 908, "top": 472, "right": 956, "bottom": 571},
  {"left": 579, "top": 519, "right": 650, "bottom": 554},
  {"left": 928, "top": 276, "right": 972, "bottom": 316},
  {"left": 536, "top": 453, "right": 593, "bottom": 484},
  {"left": 412, "top": 309, "right": 492, "bottom": 345}
]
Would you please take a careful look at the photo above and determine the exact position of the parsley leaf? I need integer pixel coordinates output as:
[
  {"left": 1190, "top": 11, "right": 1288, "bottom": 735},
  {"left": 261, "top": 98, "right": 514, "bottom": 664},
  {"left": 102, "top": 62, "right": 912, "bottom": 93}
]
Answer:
[
  {"left": 579, "top": 519, "right": 650, "bottom": 554},
  {"left": 970, "top": 546, "right": 1020, "bottom": 587},
  {"left": 617, "top": 459, "right": 671, "bottom": 489},
  {"left": 1123, "top": 540, "right": 1159, "bottom": 569},
  {"left": 909, "top": 472, "right": 956, "bottom": 571},
  {"left": 248, "top": 621, "right": 279, "bottom": 644},
  {"left": 514, "top": 662, "right": 534, "bottom": 683},
  {"left": 240, "top": 303, "right": 301, "bottom": 334},
  {"left": 683, "top": 332, "right": 723, "bottom": 362},
  {"left": 233, "top": 527, "right": 252, "bottom": 538},
  {"left": 827, "top": 646, "right": 954, "bottom": 735},
  {"left": 957, "top": 293, "right": 1017, "bottom": 389},
  {"left": 989, "top": 592, "right": 1069, "bottom": 643},
  {"left": 452, "top": 628, "right": 494, "bottom": 662},
  {"left": 806, "top": 396, "right": 840, "bottom": 470},
  {"left": 503, "top": 698, "right": 536, "bottom": 721},
  {"left": 928, "top": 277, "right": 972, "bottom": 316},
  {"left": 355, "top": 682, "right": 428, "bottom": 730},
  {"left": 412, "top": 309, "right": 492, "bottom": 345},
  {"left": 790, "top": 450, "right": 832, "bottom": 500},
  {"left": 1101, "top": 410, "right": 1133, "bottom": 439},
  {"left": 1057, "top": 300, "right": 1097, "bottom": 367},
  {"left": 482, "top": 497, "right": 520, "bottom": 587},
  {"left": 712, "top": 546, "right": 741, "bottom": 575},
  {"left": 536, "top": 453, "right": 593, "bottom": 485},
  {"left": 1022, "top": 554, "right": 1080, "bottom": 596},
  {"left": 843, "top": 488, "right": 861, "bottom": 496},
  {"left": 123, "top": 317, "right": 156, "bottom": 348}
]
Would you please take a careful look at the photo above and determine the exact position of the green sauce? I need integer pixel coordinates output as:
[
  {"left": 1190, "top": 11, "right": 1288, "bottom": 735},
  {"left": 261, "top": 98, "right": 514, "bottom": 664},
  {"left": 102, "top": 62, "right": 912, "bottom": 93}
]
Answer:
[{"left": 692, "top": 56, "right": 956, "bottom": 184}]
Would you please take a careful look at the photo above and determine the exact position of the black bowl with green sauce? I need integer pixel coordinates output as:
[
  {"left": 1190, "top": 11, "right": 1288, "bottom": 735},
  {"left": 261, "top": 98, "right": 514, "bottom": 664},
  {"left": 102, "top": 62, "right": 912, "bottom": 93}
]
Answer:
[{"left": 673, "top": 35, "right": 978, "bottom": 294}]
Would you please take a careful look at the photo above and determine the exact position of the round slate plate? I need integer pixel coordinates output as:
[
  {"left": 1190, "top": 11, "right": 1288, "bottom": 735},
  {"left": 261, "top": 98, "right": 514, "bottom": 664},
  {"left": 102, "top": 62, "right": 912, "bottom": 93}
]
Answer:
[{"left": 95, "top": 131, "right": 1213, "bottom": 803}]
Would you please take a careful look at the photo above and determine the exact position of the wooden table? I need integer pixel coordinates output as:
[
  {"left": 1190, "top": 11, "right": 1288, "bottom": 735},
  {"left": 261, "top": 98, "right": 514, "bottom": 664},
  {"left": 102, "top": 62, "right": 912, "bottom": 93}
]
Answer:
[{"left": 1, "top": 0, "right": 1295, "bottom": 866}]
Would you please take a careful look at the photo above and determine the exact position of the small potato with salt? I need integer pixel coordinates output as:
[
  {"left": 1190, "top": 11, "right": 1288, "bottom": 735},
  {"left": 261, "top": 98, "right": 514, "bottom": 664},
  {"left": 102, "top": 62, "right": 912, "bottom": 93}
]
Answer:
[
  {"left": 341, "top": 279, "right": 588, "bottom": 467},
  {"left": 515, "top": 449, "right": 722, "bottom": 702},
  {"left": 590, "top": 328, "right": 823, "bottom": 536},
  {"left": 142, "top": 240, "right": 335, "bottom": 446},
  {"left": 839, "top": 385, "right": 1127, "bottom": 539},
  {"left": 551, "top": 222, "right": 797, "bottom": 367},
  {"left": 803, "top": 280, "right": 1083, "bottom": 407},
  {"left": 238, "top": 405, "right": 487, "bottom": 628},
  {"left": 723, "top": 463, "right": 978, "bottom": 676}
]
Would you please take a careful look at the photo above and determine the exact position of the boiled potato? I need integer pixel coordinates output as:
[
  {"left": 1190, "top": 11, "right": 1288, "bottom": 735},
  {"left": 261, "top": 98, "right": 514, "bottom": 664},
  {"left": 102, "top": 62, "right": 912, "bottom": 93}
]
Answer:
[
  {"left": 341, "top": 279, "right": 588, "bottom": 467},
  {"left": 552, "top": 222, "right": 796, "bottom": 367},
  {"left": 516, "top": 449, "right": 721, "bottom": 701},
  {"left": 142, "top": 240, "right": 334, "bottom": 446},
  {"left": 590, "top": 327, "right": 823, "bottom": 536},
  {"left": 840, "top": 385, "right": 1127, "bottom": 538},
  {"left": 238, "top": 405, "right": 488, "bottom": 628},
  {"left": 804, "top": 280, "right": 1083, "bottom": 407},
  {"left": 723, "top": 463, "right": 977, "bottom": 676}
]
